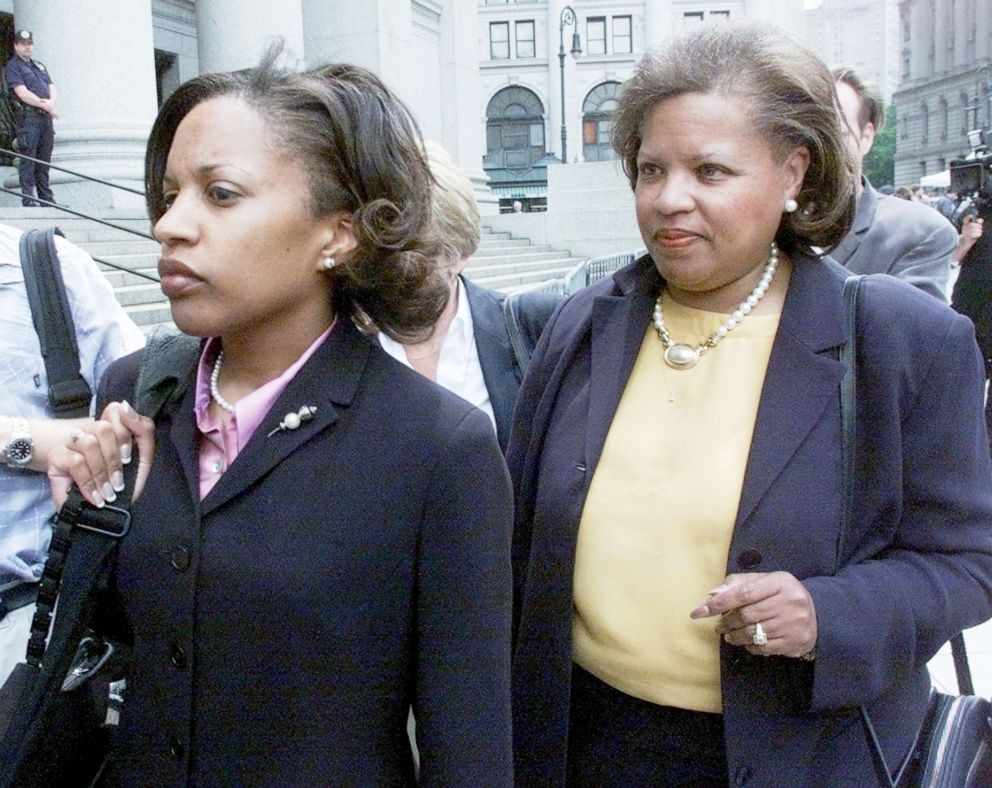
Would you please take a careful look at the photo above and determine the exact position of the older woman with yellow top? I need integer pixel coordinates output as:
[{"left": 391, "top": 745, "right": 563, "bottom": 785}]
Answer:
[{"left": 508, "top": 21, "right": 992, "bottom": 787}]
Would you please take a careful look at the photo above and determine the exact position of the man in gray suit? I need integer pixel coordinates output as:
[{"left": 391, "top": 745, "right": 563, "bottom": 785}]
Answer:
[{"left": 829, "top": 68, "right": 957, "bottom": 301}]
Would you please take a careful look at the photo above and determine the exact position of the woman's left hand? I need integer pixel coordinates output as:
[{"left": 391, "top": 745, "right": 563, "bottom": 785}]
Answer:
[{"left": 690, "top": 572, "right": 817, "bottom": 658}]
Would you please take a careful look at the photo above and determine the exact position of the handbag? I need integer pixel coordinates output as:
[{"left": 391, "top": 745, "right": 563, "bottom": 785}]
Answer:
[
  {"left": 842, "top": 275, "right": 992, "bottom": 787},
  {"left": 0, "top": 328, "right": 199, "bottom": 787},
  {"left": 0, "top": 485, "right": 132, "bottom": 787}
]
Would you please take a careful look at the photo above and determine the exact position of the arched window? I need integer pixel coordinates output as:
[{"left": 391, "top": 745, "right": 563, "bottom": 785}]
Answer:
[
  {"left": 485, "top": 87, "right": 546, "bottom": 172},
  {"left": 582, "top": 82, "right": 622, "bottom": 162}
]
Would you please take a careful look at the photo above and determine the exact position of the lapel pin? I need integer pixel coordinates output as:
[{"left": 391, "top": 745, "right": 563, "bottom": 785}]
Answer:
[{"left": 267, "top": 405, "right": 317, "bottom": 437}]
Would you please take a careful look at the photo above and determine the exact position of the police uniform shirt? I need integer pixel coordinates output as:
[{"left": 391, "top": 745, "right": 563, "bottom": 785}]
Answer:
[{"left": 5, "top": 55, "right": 52, "bottom": 102}]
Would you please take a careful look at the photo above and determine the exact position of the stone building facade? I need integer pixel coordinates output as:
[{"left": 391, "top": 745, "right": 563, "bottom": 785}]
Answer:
[{"left": 892, "top": 0, "right": 991, "bottom": 186}]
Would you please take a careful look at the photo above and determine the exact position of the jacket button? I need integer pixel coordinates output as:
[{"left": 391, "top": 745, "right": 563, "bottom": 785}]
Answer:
[
  {"left": 737, "top": 549, "right": 762, "bottom": 569},
  {"left": 735, "top": 765, "right": 754, "bottom": 785},
  {"left": 168, "top": 736, "right": 185, "bottom": 760},
  {"left": 169, "top": 546, "right": 191, "bottom": 571},
  {"left": 170, "top": 643, "right": 187, "bottom": 670}
]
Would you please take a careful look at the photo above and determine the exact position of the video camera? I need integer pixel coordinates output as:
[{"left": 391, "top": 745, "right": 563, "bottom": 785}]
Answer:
[{"left": 950, "top": 128, "right": 992, "bottom": 226}]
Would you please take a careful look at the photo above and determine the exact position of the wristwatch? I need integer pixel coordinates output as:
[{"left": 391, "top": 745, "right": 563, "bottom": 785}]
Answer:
[{"left": 3, "top": 417, "right": 33, "bottom": 468}]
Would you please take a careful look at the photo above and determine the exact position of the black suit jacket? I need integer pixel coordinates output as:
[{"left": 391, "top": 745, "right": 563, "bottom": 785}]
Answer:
[
  {"left": 463, "top": 277, "right": 561, "bottom": 451},
  {"left": 96, "top": 319, "right": 514, "bottom": 786}
]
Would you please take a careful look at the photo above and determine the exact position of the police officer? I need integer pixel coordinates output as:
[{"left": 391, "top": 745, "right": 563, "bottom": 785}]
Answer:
[{"left": 5, "top": 29, "right": 56, "bottom": 207}]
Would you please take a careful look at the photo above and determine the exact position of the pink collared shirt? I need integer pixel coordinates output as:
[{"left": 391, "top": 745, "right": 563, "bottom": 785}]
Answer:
[{"left": 193, "top": 325, "right": 334, "bottom": 498}]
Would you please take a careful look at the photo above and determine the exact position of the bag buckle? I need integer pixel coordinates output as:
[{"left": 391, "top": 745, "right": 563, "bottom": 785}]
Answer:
[
  {"left": 61, "top": 636, "right": 114, "bottom": 692},
  {"left": 74, "top": 503, "right": 131, "bottom": 539}
]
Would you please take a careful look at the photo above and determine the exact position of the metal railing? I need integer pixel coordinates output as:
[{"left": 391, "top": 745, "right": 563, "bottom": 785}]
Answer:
[
  {"left": 519, "top": 247, "right": 645, "bottom": 297},
  {"left": 0, "top": 146, "right": 160, "bottom": 283}
]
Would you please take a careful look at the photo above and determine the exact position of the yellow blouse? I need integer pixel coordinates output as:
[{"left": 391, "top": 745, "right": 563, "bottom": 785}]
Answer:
[{"left": 572, "top": 292, "right": 780, "bottom": 713}]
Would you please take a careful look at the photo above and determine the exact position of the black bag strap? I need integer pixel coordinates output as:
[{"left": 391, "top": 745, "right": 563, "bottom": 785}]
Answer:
[
  {"left": 846, "top": 276, "right": 973, "bottom": 787},
  {"left": 19, "top": 228, "right": 93, "bottom": 418},
  {"left": 502, "top": 291, "right": 533, "bottom": 375}
]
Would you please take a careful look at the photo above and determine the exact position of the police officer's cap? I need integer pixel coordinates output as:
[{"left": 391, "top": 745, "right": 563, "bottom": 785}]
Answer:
[{"left": 14, "top": 30, "right": 32, "bottom": 44}]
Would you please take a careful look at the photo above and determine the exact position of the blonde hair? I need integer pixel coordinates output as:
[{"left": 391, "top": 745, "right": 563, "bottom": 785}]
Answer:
[{"left": 423, "top": 141, "right": 481, "bottom": 259}]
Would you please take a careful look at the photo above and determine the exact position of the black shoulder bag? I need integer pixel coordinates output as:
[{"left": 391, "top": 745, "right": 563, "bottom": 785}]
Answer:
[
  {"left": 0, "top": 327, "right": 199, "bottom": 787},
  {"left": 20, "top": 228, "right": 93, "bottom": 418},
  {"left": 843, "top": 276, "right": 992, "bottom": 787}
]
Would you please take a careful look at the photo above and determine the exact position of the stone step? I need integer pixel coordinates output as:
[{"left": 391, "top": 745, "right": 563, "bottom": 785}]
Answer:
[
  {"left": 108, "top": 282, "right": 166, "bottom": 307},
  {"left": 100, "top": 267, "right": 160, "bottom": 288},
  {"left": 466, "top": 256, "right": 583, "bottom": 279},
  {"left": 124, "top": 301, "right": 174, "bottom": 327},
  {"left": 468, "top": 249, "right": 564, "bottom": 266},
  {"left": 78, "top": 239, "right": 160, "bottom": 257},
  {"left": 466, "top": 264, "right": 579, "bottom": 292}
]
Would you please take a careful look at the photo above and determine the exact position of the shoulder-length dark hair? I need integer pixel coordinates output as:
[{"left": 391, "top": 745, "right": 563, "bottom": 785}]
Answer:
[
  {"left": 145, "top": 51, "right": 446, "bottom": 341},
  {"left": 611, "top": 21, "right": 856, "bottom": 256}
]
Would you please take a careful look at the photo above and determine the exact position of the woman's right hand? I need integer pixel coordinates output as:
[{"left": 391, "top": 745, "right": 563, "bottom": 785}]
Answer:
[{"left": 48, "top": 400, "right": 156, "bottom": 509}]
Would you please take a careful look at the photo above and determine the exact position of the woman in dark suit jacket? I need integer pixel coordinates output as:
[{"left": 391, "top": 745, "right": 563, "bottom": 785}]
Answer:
[
  {"left": 508, "top": 23, "right": 992, "bottom": 787},
  {"left": 378, "top": 141, "right": 560, "bottom": 451},
  {"left": 51, "top": 56, "right": 513, "bottom": 786}
]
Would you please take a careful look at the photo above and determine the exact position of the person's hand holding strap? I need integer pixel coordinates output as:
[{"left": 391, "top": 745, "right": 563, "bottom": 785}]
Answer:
[{"left": 48, "top": 400, "right": 155, "bottom": 509}]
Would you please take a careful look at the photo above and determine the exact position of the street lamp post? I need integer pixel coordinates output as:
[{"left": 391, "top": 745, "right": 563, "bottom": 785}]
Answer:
[{"left": 558, "top": 5, "right": 581, "bottom": 164}]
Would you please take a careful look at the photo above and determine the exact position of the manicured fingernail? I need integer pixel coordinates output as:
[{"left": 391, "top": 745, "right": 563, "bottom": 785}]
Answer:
[
  {"left": 120, "top": 444, "right": 132, "bottom": 464},
  {"left": 102, "top": 482, "right": 117, "bottom": 503},
  {"left": 112, "top": 471, "right": 125, "bottom": 491},
  {"left": 690, "top": 604, "right": 710, "bottom": 619},
  {"left": 91, "top": 490, "right": 105, "bottom": 508},
  {"left": 122, "top": 400, "right": 133, "bottom": 415}
]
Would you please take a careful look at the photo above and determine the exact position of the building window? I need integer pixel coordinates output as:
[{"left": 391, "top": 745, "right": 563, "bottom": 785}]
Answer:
[
  {"left": 486, "top": 86, "right": 546, "bottom": 172},
  {"left": 583, "top": 81, "right": 622, "bottom": 162},
  {"left": 683, "top": 12, "right": 704, "bottom": 26},
  {"left": 939, "top": 97, "right": 948, "bottom": 140},
  {"left": 900, "top": 115, "right": 909, "bottom": 139},
  {"left": 919, "top": 161, "right": 927, "bottom": 177},
  {"left": 587, "top": 17, "right": 606, "bottom": 55},
  {"left": 515, "top": 20, "right": 535, "bottom": 58},
  {"left": 710, "top": 10, "right": 731, "bottom": 21},
  {"left": 490, "top": 22, "right": 510, "bottom": 60},
  {"left": 613, "top": 16, "right": 632, "bottom": 54},
  {"left": 920, "top": 102, "right": 929, "bottom": 144}
]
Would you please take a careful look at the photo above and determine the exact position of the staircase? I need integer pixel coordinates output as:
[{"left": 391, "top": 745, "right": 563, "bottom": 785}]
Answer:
[
  {"left": 464, "top": 226, "right": 583, "bottom": 292},
  {"left": 0, "top": 211, "right": 584, "bottom": 332},
  {"left": 0, "top": 207, "right": 168, "bottom": 330}
]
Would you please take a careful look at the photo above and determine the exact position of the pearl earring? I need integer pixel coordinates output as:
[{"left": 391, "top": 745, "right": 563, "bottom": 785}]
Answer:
[
  {"left": 783, "top": 198, "right": 798, "bottom": 214},
  {"left": 322, "top": 256, "right": 337, "bottom": 271}
]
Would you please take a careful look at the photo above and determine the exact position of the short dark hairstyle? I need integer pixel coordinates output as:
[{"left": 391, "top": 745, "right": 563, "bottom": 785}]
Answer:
[
  {"left": 611, "top": 21, "right": 856, "bottom": 255},
  {"left": 832, "top": 66, "right": 885, "bottom": 134},
  {"left": 145, "top": 51, "right": 446, "bottom": 341}
]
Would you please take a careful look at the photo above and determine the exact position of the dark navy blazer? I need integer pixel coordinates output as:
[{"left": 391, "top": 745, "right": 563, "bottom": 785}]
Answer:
[
  {"left": 95, "top": 318, "right": 514, "bottom": 786},
  {"left": 463, "top": 276, "right": 561, "bottom": 451},
  {"left": 508, "top": 254, "right": 992, "bottom": 786}
]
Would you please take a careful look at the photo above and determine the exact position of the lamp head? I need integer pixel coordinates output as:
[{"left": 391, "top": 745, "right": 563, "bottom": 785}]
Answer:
[{"left": 570, "top": 33, "right": 582, "bottom": 59}]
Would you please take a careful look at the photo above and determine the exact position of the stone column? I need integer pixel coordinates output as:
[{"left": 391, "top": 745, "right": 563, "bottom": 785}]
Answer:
[
  {"left": 301, "top": 0, "right": 414, "bottom": 100},
  {"left": 10, "top": 0, "right": 158, "bottom": 208},
  {"left": 195, "top": 0, "right": 305, "bottom": 73},
  {"left": 438, "top": 0, "right": 495, "bottom": 213}
]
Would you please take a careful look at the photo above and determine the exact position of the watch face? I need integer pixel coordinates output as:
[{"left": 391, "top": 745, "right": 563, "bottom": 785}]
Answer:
[{"left": 6, "top": 437, "right": 32, "bottom": 465}]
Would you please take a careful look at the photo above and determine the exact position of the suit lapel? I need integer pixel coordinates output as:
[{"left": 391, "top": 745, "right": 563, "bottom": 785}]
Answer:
[
  {"left": 829, "top": 180, "right": 877, "bottom": 265},
  {"left": 734, "top": 257, "right": 847, "bottom": 528},
  {"left": 199, "top": 319, "right": 372, "bottom": 516},
  {"left": 464, "top": 278, "right": 518, "bottom": 450}
]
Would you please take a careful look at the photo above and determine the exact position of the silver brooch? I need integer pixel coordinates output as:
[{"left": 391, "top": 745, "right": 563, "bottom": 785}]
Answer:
[{"left": 267, "top": 405, "right": 317, "bottom": 437}]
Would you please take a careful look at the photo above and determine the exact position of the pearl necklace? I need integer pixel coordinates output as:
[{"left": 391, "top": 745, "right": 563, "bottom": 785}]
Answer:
[
  {"left": 210, "top": 351, "right": 237, "bottom": 414},
  {"left": 652, "top": 243, "right": 779, "bottom": 370}
]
